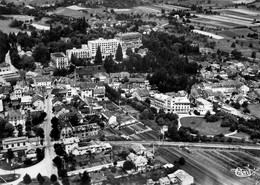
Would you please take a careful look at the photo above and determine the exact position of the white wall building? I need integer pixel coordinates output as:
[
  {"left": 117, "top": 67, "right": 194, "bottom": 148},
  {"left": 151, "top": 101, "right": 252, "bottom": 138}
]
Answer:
[
  {"left": 34, "top": 77, "right": 52, "bottom": 87},
  {"left": 168, "top": 169, "right": 194, "bottom": 185},
  {"left": 114, "top": 32, "right": 142, "bottom": 51},
  {"left": 66, "top": 45, "right": 92, "bottom": 60},
  {"left": 195, "top": 98, "right": 213, "bottom": 115},
  {"left": 150, "top": 94, "right": 190, "bottom": 114},
  {"left": 51, "top": 52, "right": 69, "bottom": 68},
  {"left": 88, "top": 38, "right": 121, "bottom": 59}
]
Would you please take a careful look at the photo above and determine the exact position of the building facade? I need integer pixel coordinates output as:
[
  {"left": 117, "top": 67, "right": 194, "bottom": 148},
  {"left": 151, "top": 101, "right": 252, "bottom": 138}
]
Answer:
[
  {"left": 51, "top": 52, "right": 69, "bottom": 68},
  {"left": 114, "top": 32, "right": 142, "bottom": 51},
  {"left": 150, "top": 94, "right": 190, "bottom": 114},
  {"left": 88, "top": 38, "right": 121, "bottom": 59},
  {"left": 66, "top": 45, "right": 92, "bottom": 61}
]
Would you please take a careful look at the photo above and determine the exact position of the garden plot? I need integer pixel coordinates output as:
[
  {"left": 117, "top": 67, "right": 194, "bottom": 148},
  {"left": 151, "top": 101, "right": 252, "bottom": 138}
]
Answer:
[
  {"left": 196, "top": 14, "right": 260, "bottom": 27},
  {"left": 227, "top": 8, "right": 260, "bottom": 16}
]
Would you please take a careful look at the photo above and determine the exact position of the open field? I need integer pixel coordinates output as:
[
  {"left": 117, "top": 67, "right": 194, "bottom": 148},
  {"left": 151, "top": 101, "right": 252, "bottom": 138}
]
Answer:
[
  {"left": 0, "top": 19, "right": 21, "bottom": 34},
  {"left": 226, "top": 8, "right": 260, "bottom": 16},
  {"left": 180, "top": 117, "right": 231, "bottom": 136},
  {"left": 218, "top": 28, "right": 255, "bottom": 38},
  {"left": 192, "top": 29, "right": 224, "bottom": 39},
  {"left": 248, "top": 104, "right": 260, "bottom": 119}
]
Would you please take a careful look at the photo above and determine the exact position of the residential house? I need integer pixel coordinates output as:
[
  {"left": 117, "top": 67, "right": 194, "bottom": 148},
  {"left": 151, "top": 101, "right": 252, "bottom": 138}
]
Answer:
[
  {"left": 195, "top": 98, "right": 213, "bottom": 114},
  {"left": 128, "top": 78, "right": 150, "bottom": 89},
  {"left": 34, "top": 76, "right": 52, "bottom": 88},
  {"left": 51, "top": 52, "right": 69, "bottom": 68},
  {"left": 7, "top": 109, "right": 26, "bottom": 131},
  {"left": 2, "top": 136, "right": 42, "bottom": 151},
  {"left": 80, "top": 82, "right": 96, "bottom": 98},
  {"left": 32, "top": 94, "right": 45, "bottom": 110},
  {"left": 70, "top": 141, "right": 112, "bottom": 156},
  {"left": 132, "top": 88, "right": 150, "bottom": 101},
  {"left": 159, "top": 177, "right": 171, "bottom": 185},
  {"left": 60, "top": 121, "right": 74, "bottom": 139},
  {"left": 131, "top": 143, "right": 147, "bottom": 155},
  {"left": 93, "top": 82, "right": 106, "bottom": 97},
  {"left": 168, "top": 170, "right": 194, "bottom": 185},
  {"left": 126, "top": 153, "right": 148, "bottom": 172},
  {"left": 73, "top": 122, "right": 101, "bottom": 139},
  {"left": 21, "top": 95, "right": 32, "bottom": 109},
  {"left": 101, "top": 111, "right": 117, "bottom": 126},
  {"left": 239, "top": 84, "right": 250, "bottom": 95}
]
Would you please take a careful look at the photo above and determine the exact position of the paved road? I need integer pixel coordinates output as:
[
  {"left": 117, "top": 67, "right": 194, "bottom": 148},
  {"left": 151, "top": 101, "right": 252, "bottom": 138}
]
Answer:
[
  {"left": 106, "top": 141, "right": 260, "bottom": 150},
  {"left": 0, "top": 91, "right": 57, "bottom": 184}
]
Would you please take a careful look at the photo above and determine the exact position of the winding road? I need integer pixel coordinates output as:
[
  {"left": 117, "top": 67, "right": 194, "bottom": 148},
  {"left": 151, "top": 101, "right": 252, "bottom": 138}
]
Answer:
[{"left": 0, "top": 91, "right": 57, "bottom": 185}]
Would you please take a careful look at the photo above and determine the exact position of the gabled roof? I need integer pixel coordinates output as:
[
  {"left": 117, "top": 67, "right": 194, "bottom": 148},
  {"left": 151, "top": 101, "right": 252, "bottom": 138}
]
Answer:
[
  {"left": 8, "top": 109, "right": 22, "bottom": 118},
  {"left": 136, "top": 88, "right": 149, "bottom": 97},
  {"left": 131, "top": 143, "right": 147, "bottom": 153},
  {"left": 32, "top": 94, "right": 44, "bottom": 103},
  {"left": 80, "top": 82, "right": 96, "bottom": 89}
]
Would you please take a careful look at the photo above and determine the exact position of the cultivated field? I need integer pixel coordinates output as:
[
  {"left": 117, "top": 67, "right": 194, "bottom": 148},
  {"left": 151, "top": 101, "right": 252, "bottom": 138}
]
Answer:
[
  {"left": 180, "top": 117, "right": 231, "bottom": 136},
  {"left": 160, "top": 0, "right": 236, "bottom": 7},
  {"left": 218, "top": 28, "right": 255, "bottom": 38},
  {"left": 5, "top": 0, "right": 62, "bottom": 5}
]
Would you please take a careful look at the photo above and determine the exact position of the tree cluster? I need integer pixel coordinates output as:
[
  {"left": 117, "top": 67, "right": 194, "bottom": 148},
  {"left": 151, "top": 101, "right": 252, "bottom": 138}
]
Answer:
[
  {"left": 0, "top": 30, "right": 10, "bottom": 63},
  {"left": 0, "top": 118, "right": 14, "bottom": 138},
  {"left": 50, "top": 117, "right": 61, "bottom": 141}
]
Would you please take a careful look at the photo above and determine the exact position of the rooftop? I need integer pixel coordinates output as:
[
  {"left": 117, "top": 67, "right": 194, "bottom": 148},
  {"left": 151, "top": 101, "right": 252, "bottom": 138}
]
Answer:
[{"left": 51, "top": 52, "right": 66, "bottom": 58}]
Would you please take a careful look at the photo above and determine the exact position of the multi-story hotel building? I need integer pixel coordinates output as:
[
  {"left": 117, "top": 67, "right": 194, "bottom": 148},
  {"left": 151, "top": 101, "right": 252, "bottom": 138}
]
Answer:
[
  {"left": 88, "top": 38, "right": 121, "bottom": 59},
  {"left": 150, "top": 93, "right": 190, "bottom": 114},
  {"left": 114, "top": 32, "right": 142, "bottom": 51},
  {"left": 66, "top": 45, "right": 92, "bottom": 60}
]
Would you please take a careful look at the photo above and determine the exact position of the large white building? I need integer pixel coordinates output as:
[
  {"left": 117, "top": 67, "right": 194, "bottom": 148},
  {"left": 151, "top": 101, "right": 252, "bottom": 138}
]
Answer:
[
  {"left": 195, "top": 97, "right": 213, "bottom": 115},
  {"left": 51, "top": 52, "right": 69, "bottom": 68},
  {"left": 114, "top": 32, "right": 142, "bottom": 51},
  {"left": 150, "top": 94, "right": 190, "bottom": 114},
  {"left": 88, "top": 38, "right": 121, "bottom": 59},
  {"left": 66, "top": 45, "right": 92, "bottom": 60},
  {"left": 168, "top": 169, "right": 194, "bottom": 185}
]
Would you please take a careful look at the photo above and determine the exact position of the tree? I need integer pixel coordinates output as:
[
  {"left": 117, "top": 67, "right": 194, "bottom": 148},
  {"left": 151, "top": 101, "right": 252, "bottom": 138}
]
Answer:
[
  {"left": 249, "top": 43, "right": 253, "bottom": 48},
  {"left": 23, "top": 174, "right": 32, "bottom": 184},
  {"left": 53, "top": 156, "right": 63, "bottom": 169},
  {"left": 0, "top": 31, "right": 10, "bottom": 63},
  {"left": 6, "top": 149, "right": 14, "bottom": 163},
  {"left": 36, "top": 127, "right": 44, "bottom": 138},
  {"left": 178, "top": 157, "right": 186, "bottom": 165},
  {"left": 50, "top": 174, "right": 58, "bottom": 183},
  {"left": 80, "top": 171, "right": 91, "bottom": 185},
  {"left": 204, "top": 110, "right": 211, "bottom": 119},
  {"left": 4, "top": 123, "right": 14, "bottom": 137},
  {"left": 242, "top": 101, "right": 248, "bottom": 108},
  {"left": 233, "top": 102, "right": 240, "bottom": 109},
  {"left": 95, "top": 46, "right": 102, "bottom": 64},
  {"left": 32, "top": 43, "right": 50, "bottom": 67},
  {"left": 115, "top": 43, "right": 123, "bottom": 61},
  {"left": 231, "top": 42, "right": 236, "bottom": 48},
  {"left": 123, "top": 160, "right": 135, "bottom": 171},
  {"left": 54, "top": 143, "right": 66, "bottom": 156},
  {"left": 37, "top": 173, "right": 45, "bottom": 184},
  {"left": 50, "top": 127, "right": 60, "bottom": 141},
  {"left": 126, "top": 48, "right": 133, "bottom": 56},
  {"left": 36, "top": 148, "right": 44, "bottom": 161},
  {"left": 251, "top": 51, "right": 256, "bottom": 58}
]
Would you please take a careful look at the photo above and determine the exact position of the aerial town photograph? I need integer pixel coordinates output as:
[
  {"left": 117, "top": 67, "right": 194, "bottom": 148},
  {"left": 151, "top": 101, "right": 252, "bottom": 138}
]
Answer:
[{"left": 0, "top": 0, "right": 260, "bottom": 184}]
